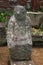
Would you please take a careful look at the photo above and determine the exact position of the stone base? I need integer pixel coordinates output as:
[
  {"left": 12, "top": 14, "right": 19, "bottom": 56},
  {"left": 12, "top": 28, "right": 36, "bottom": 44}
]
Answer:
[
  {"left": 9, "top": 44, "right": 32, "bottom": 61},
  {"left": 10, "top": 60, "right": 34, "bottom": 65}
]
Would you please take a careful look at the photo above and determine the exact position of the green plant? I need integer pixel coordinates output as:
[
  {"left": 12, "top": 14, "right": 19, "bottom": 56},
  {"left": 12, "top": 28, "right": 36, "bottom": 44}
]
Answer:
[
  {"left": 0, "top": 9, "right": 13, "bottom": 23},
  {"left": 6, "top": 9, "right": 13, "bottom": 16},
  {"left": 0, "top": 11, "right": 7, "bottom": 23}
]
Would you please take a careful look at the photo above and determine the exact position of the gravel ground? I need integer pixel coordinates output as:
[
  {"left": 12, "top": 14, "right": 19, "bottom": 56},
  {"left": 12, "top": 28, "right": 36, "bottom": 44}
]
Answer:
[{"left": 0, "top": 46, "right": 43, "bottom": 65}]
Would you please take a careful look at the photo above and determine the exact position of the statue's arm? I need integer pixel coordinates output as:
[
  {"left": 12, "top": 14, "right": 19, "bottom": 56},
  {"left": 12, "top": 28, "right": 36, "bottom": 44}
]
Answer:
[
  {"left": 27, "top": 16, "right": 32, "bottom": 45},
  {"left": 27, "top": 16, "right": 32, "bottom": 31},
  {"left": 7, "top": 16, "right": 15, "bottom": 48}
]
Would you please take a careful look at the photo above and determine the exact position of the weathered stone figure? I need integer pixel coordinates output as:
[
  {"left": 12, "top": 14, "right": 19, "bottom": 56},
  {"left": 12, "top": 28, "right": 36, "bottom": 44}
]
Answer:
[{"left": 7, "top": 5, "right": 33, "bottom": 65}]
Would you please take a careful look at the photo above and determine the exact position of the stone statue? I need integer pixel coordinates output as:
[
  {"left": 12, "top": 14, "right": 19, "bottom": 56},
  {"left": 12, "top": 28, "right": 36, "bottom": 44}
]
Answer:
[{"left": 7, "top": 5, "right": 33, "bottom": 65}]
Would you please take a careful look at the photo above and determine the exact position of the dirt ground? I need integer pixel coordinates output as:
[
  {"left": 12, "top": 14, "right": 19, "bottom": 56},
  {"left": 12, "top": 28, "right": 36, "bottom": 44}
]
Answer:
[{"left": 0, "top": 46, "right": 43, "bottom": 65}]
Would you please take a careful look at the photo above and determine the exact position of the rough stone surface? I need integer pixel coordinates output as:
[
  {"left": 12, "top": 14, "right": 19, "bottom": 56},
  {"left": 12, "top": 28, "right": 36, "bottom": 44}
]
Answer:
[
  {"left": 9, "top": 44, "right": 32, "bottom": 61},
  {"left": 7, "top": 5, "right": 32, "bottom": 61}
]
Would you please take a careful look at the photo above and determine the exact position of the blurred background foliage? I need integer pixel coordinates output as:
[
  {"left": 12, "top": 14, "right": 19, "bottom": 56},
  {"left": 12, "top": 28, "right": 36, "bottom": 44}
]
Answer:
[{"left": 0, "top": 8, "right": 14, "bottom": 23}]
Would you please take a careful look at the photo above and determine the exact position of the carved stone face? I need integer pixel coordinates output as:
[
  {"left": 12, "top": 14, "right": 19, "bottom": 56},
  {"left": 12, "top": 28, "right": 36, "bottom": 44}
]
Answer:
[{"left": 14, "top": 5, "right": 26, "bottom": 21}]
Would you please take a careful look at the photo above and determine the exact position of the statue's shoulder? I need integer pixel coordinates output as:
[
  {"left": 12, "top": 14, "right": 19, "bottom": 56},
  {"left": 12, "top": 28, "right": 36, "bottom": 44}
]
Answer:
[{"left": 9, "top": 15, "right": 16, "bottom": 23}]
